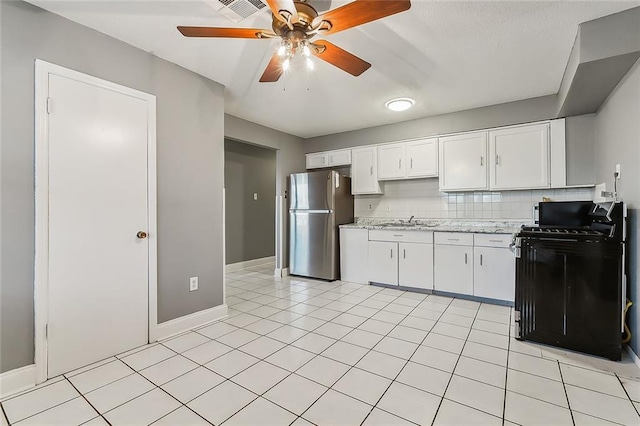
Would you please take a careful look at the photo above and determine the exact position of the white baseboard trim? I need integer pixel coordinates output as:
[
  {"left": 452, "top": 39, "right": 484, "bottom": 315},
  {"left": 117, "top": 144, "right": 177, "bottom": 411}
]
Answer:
[
  {"left": 274, "top": 267, "right": 289, "bottom": 277},
  {"left": 0, "top": 364, "right": 37, "bottom": 399},
  {"left": 226, "top": 256, "right": 275, "bottom": 273},
  {"left": 156, "top": 304, "right": 228, "bottom": 341},
  {"left": 625, "top": 345, "right": 640, "bottom": 371}
]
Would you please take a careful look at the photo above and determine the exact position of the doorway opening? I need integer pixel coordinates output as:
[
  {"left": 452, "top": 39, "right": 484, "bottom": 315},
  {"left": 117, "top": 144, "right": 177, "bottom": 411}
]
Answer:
[{"left": 224, "top": 140, "right": 277, "bottom": 270}]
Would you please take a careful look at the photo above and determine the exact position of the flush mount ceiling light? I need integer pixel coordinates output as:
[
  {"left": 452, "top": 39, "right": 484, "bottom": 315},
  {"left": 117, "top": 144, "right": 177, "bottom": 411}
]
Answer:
[{"left": 385, "top": 98, "right": 415, "bottom": 112}]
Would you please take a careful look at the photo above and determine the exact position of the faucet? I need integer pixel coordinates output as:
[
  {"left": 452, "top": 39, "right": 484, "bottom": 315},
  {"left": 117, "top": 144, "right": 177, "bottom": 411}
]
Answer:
[{"left": 407, "top": 215, "right": 415, "bottom": 224}]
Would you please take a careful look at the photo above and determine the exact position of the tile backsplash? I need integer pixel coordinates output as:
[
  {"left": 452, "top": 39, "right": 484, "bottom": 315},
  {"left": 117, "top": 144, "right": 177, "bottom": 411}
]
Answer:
[{"left": 354, "top": 179, "right": 594, "bottom": 220}]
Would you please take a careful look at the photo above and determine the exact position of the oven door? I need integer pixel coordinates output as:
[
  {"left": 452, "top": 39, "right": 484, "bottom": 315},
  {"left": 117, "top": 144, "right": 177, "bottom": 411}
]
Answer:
[{"left": 515, "top": 238, "right": 623, "bottom": 360}]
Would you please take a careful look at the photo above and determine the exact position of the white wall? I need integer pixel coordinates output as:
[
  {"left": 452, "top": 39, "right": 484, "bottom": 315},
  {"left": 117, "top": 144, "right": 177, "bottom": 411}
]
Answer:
[{"left": 593, "top": 58, "right": 640, "bottom": 355}]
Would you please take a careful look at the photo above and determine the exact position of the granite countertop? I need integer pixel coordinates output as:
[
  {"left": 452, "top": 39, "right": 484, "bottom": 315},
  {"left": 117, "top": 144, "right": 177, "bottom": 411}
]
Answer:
[{"left": 340, "top": 218, "right": 530, "bottom": 234}]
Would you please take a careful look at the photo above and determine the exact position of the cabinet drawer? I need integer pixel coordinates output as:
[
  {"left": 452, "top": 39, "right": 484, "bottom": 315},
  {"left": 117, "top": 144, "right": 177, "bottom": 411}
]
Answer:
[
  {"left": 369, "top": 230, "right": 433, "bottom": 244},
  {"left": 434, "top": 232, "right": 473, "bottom": 246},
  {"left": 474, "top": 233, "right": 513, "bottom": 248}
]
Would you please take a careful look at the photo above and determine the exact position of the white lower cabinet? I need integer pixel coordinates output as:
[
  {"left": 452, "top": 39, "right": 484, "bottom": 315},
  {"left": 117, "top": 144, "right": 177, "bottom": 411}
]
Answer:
[
  {"left": 367, "top": 230, "right": 434, "bottom": 288},
  {"left": 340, "top": 228, "right": 369, "bottom": 284},
  {"left": 434, "top": 244, "right": 474, "bottom": 295},
  {"left": 399, "top": 242, "right": 434, "bottom": 290},
  {"left": 368, "top": 241, "right": 398, "bottom": 285},
  {"left": 473, "top": 238, "right": 515, "bottom": 302}
]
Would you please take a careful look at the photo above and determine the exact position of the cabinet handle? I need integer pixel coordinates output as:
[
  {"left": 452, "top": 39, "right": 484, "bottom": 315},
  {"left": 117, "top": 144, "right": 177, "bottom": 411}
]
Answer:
[
  {"left": 390, "top": 249, "right": 393, "bottom": 259},
  {"left": 370, "top": 166, "right": 373, "bottom": 176},
  {"left": 480, "top": 156, "right": 484, "bottom": 166},
  {"left": 465, "top": 253, "right": 468, "bottom": 264},
  {"left": 480, "top": 254, "right": 483, "bottom": 266},
  {"left": 399, "top": 158, "right": 402, "bottom": 169},
  {"left": 489, "top": 239, "right": 502, "bottom": 243},
  {"left": 496, "top": 154, "right": 501, "bottom": 166},
  {"left": 410, "top": 158, "right": 413, "bottom": 169},
  {"left": 403, "top": 249, "right": 406, "bottom": 259},
  {"left": 393, "top": 234, "right": 404, "bottom": 237},
  {"left": 447, "top": 238, "right": 460, "bottom": 241}
]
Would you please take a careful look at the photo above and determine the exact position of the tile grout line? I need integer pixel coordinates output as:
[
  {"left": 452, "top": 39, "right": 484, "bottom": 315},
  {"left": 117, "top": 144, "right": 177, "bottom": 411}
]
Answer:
[
  {"left": 428, "top": 302, "right": 482, "bottom": 426},
  {"left": 557, "top": 361, "right": 577, "bottom": 426}
]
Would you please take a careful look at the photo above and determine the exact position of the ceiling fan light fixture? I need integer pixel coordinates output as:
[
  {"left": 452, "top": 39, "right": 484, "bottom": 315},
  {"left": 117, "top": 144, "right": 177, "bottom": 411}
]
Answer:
[{"left": 385, "top": 98, "right": 415, "bottom": 112}]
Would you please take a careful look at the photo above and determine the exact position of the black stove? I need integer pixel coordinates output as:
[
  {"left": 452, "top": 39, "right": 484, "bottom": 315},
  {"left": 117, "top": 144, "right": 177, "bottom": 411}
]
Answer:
[{"left": 514, "top": 201, "right": 627, "bottom": 361}]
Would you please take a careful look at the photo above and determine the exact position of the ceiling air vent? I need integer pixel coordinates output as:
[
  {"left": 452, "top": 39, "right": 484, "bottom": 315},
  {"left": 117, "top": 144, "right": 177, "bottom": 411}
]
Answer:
[{"left": 213, "top": 0, "right": 267, "bottom": 23}]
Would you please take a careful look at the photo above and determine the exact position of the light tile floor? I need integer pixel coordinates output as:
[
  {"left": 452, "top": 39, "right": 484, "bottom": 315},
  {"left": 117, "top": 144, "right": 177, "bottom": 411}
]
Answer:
[{"left": 3, "top": 262, "right": 640, "bottom": 425}]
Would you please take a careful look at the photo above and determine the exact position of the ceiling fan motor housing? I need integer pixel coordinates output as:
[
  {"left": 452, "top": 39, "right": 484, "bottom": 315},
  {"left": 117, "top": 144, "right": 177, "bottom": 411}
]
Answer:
[{"left": 272, "top": 1, "right": 319, "bottom": 43}]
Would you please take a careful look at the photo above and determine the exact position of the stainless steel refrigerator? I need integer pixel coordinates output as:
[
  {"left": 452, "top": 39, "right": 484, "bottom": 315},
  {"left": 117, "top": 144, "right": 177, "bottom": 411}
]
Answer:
[{"left": 289, "top": 170, "right": 354, "bottom": 281}]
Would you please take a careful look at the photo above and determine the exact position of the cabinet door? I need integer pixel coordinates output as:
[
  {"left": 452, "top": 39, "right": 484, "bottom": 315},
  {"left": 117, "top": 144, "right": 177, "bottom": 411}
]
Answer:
[
  {"left": 328, "top": 149, "right": 351, "bottom": 166},
  {"left": 340, "top": 228, "right": 369, "bottom": 284},
  {"left": 399, "top": 243, "right": 433, "bottom": 290},
  {"left": 474, "top": 247, "right": 515, "bottom": 302},
  {"left": 490, "top": 123, "right": 550, "bottom": 190},
  {"left": 406, "top": 138, "right": 438, "bottom": 178},
  {"left": 368, "top": 241, "right": 398, "bottom": 285},
  {"left": 439, "top": 132, "right": 488, "bottom": 191},
  {"left": 377, "top": 143, "right": 406, "bottom": 180},
  {"left": 434, "top": 245, "right": 473, "bottom": 295},
  {"left": 306, "top": 153, "right": 329, "bottom": 169},
  {"left": 351, "top": 147, "right": 382, "bottom": 194}
]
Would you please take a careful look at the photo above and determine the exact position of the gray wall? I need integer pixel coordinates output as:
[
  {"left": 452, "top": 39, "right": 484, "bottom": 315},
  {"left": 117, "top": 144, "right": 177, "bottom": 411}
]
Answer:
[
  {"left": 225, "top": 140, "right": 276, "bottom": 265},
  {"left": 1, "top": 0, "right": 225, "bottom": 372},
  {"left": 304, "top": 95, "right": 557, "bottom": 152},
  {"left": 593, "top": 58, "right": 640, "bottom": 355},
  {"left": 224, "top": 115, "right": 306, "bottom": 269}
]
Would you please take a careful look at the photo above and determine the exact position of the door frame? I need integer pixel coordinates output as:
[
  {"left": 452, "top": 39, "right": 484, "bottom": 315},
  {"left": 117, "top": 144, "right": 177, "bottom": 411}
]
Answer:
[{"left": 34, "top": 60, "right": 158, "bottom": 383}]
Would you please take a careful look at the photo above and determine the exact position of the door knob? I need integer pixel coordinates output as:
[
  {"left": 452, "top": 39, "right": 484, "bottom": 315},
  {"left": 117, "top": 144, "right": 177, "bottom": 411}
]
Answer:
[{"left": 137, "top": 231, "right": 148, "bottom": 239}]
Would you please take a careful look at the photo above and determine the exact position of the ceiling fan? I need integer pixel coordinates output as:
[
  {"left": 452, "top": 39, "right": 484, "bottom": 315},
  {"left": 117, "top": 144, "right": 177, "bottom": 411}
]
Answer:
[{"left": 177, "top": 0, "right": 411, "bottom": 82}]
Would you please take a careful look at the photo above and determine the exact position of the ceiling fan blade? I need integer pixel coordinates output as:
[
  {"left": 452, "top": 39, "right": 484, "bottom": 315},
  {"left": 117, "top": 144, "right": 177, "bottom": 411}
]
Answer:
[
  {"left": 259, "top": 53, "right": 284, "bottom": 83},
  {"left": 265, "top": 0, "right": 299, "bottom": 23},
  {"left": 312, "top": 0, "right": 411, "bottom": 35},
  {"left": 312, "top": 40, "right": 371, "bottom": 77},
  {"left": 177, "top": 26, "right": 275, "bottom": 39}
]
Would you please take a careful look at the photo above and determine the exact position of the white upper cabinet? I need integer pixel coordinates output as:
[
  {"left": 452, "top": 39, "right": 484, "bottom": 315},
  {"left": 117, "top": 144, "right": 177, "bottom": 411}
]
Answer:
[
  {"left": 489, "top": 123, "right": 550, "bottom": 190},
  {"left": 306, "top": 149, "right": 351, "bottom": 169},
  {"left": 406, "top": 138, "right": 438, "bottom": 178},
  {"left": 439, "top": 131, "right": 489, "bottom": 191},
  {"left": 327, "top": 149, "right": 351, "bottom": 167},
  {"left": 306, "top": 152, "right": 329, "bottom": 169},
  {"left": 377, "top": 138, "right": 438, "bottom": 181},
  {"left": 351, "top": 146, "right": 382, "bottom": 194},
  {"left": 377, "top": 143, "right": 406, "bottom": 180}
]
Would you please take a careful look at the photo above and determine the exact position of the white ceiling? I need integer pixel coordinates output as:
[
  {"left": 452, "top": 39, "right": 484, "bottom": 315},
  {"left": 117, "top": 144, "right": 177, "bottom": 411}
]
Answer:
[{"left": 27, "top": 0, "right": 639, "bottom": 138}]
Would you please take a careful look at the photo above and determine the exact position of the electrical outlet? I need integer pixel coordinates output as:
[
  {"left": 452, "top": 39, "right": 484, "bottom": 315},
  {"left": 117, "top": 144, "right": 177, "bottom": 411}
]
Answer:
[
  {"left": 189, "top": 276, "right": 198, "bottom": 292},
  {"left": 615, "top": 164, "right": 621, "bottom": 178},
  {"left": 253, "top": 193, "right": 258, "bottom": 200},
  {"left": 386, "top": 203, "right": 391, "bottom": 212}
]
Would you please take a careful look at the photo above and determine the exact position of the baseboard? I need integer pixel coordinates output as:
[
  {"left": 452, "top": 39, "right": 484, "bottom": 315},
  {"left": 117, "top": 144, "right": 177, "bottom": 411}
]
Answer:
[
  {"left": 625, "top": 345, "right": 640, "bottom": 370},
  {"left": 226, "top": 256, "right": 275, "bottom": 272},
  {"left": 0, "top": 364, "right": 37, "bottom": 399},
  {"left": 274, "top": 267, "right": 289, "bottom": 277},
  {"left": 156, "top": 304, "right": 228, "bottom": 341}
]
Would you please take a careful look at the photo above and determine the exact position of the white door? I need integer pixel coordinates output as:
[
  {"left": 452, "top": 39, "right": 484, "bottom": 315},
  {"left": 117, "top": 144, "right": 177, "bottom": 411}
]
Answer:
[
  {"left": 368, "top": 241, "right": 398, "bottom": 285},
  {"left": 434, "top": 245, "right": 473, "bottom": 295},
  {"left": 490, "top": 123, "right": 550, "bottom": 190},
  {"left": 439, "top": 132, "right": 488, "bottom": 191},
  {"left": 377, "top": 143, "right": 406, "bottom": 180},
  {"left": 351, "top": 147, "right": 382, "bottom": 194},
  {"left": 46, "top": 73, "right": 151, "bottom": 376},
  {"left": 474, "top": 247, "right": 515, "bottom": 302},
  {"left": 398, "top": 243, "right": 434, "bottom": 290},
  {"left": 406, "top": 138, "right": 438, "bottom": 178}
]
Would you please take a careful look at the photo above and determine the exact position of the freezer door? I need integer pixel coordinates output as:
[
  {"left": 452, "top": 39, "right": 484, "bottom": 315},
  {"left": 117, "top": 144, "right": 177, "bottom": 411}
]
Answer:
[
  {"left": 290, "top": 171, "right": 333, "bottom": 211},
  {"left": 289, "top": 211, "right": 336, "bottom": 280}
]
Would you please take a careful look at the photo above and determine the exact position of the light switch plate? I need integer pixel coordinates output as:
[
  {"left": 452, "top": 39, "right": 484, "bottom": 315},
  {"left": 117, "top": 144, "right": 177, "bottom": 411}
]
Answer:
[
  {"left": 189, "top": 277, "right": 198, "bottom": 291},
  {"left": 253, "top": 193, "right": 258, "bottom": 200}
]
